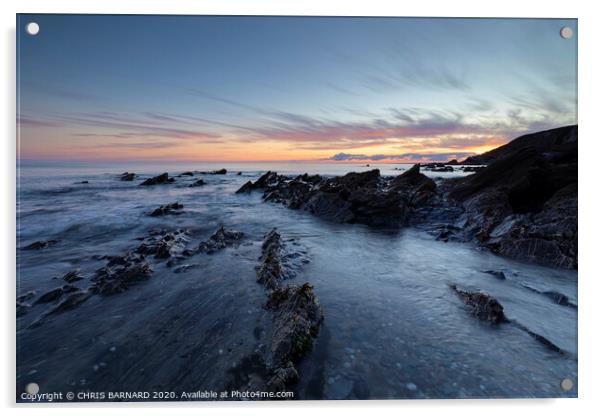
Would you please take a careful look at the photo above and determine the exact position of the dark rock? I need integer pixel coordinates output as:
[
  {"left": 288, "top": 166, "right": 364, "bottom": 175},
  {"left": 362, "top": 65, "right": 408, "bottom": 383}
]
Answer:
[
  {"left": 447, "top": 125, "right": 577, "bottom": 269},
  {"left": 120, "top": 172, "right": 135, "bottom": 181},
  {"left": 212, "top": 168, "right": 227, "bottom": 175},
  {"left": 136, "top": 229, "right": 190, "bottom": 260},
  {"left": 46, "top": 290, "right": 92, "bottom": 315},
  {"left": 235, "top": 180, "right": 255, "bottom": 194},
  {"left": 388, "top": 164, "right": 436, "bottom": 194},
  {"left": 76, "top": 180, "right": 89, "bottom": 184},
  {"left": 450, "top": 284, "right": 507, "bottom": 324},
  {"left": 235, "top": 171, "right": 281, "bottom": 194},
  {"left": 248, "top": 230, "right": 323, "bottom": 391},
  {"left": 179, "top": 171, "right": 194, "bottom": 176},
  {"left": 140, "top": 172, "right": 174, "bottom": 186},
  {"left": 461, "top": 124, "right": 577, "bottom": 165},
  {"left": 256, "top": 229, "right": 286, "bottom": 289},
  {"left": 462, "top": 166, "right": 485, "bottom": 173},
  {"left": 189, "top": 179, "right": 206, "bottom": 187},
  {"left": 266, "top": 361, "right": 299, "bottom": 391},
  {"left": 520, "top": 282, "right": 577, "bottom": 308},
  {"left": 237, "top": 171, "right": 242, "bottom": 175},
  {"left": 17, "top": 291, "right": 37, "bottom": 316},
  {"left": 17, "top": 302, "right": 30, "bottom": 317},
  {"left": 431, "top": 166, "right": 454, "bottom": 172},
  {"left": 266, "top": 282, "right": 324, "bottom": 365},
  {"left": 22, "top": 240, "right": 58, "bottom": 250},
  {"left": 34, "top": 287, "right": 63, "bottom": 305},
  {"left": 483, "top": 270, "right": 506, "bottom": 280},
  {"left": 34, "top": 285, "right": 78, "bottom": 305},
  {"left": 542, "top": 291, "right": 573, "bottom": 307},
  {"left": 149, "top": 202, "right": 184, "bottom": 217},
  {"left": 198, "top": 227, "right": 243, "bottom": 254},
  {"left": 62, "top": 269, "right": 84, "bottom": 283},
  {"left": 239, "top": 166, "right": 435, "bottom": 227},
  {"left": 91, "top": 253, "right": 152, "bottom": 295},
  {"left": 17, "top": 290, "right": 36, "bottom": 303}
]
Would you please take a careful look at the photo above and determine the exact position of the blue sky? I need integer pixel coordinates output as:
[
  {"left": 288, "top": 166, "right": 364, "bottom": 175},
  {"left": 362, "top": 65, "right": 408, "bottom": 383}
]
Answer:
[{"left": 17, "top": 15, "right": 577, "bottom": 162}]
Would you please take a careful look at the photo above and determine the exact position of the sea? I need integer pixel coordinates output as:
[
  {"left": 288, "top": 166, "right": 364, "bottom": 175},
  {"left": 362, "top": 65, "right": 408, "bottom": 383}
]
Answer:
[{"left": 16, "top": 160, "right": 578, "bottom": 399}]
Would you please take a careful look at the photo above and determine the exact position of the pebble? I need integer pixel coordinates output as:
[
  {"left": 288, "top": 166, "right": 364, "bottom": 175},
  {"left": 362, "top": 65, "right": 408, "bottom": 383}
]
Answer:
[{"left": 406, "top": 382, "right": 417, "bottom": 391}]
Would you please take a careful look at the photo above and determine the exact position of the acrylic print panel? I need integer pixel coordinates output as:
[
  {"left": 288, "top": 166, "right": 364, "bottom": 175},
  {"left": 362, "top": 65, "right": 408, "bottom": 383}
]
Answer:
[{"left": 16, "top": 14, "right": 577, "bottom": 402}]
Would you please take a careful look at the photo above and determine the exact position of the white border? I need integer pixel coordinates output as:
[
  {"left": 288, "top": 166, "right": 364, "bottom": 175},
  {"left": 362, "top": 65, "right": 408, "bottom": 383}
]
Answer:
[{"left": 2, "top": 1, "right": 601, "bottom": 415}]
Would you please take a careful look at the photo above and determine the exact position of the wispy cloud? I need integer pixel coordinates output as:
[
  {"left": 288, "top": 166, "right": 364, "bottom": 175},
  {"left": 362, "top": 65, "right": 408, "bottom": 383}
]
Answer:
[{"left": 326, "top": 152, "right": 475, "bottom": 162}]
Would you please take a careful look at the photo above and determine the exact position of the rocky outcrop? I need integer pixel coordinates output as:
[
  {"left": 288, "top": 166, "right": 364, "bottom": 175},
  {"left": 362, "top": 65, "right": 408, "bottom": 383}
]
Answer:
[
  {"left": 256, "top": 229, "right": 286, "bottom": 289},
  {"left": 46, "top": 290, "right": 92, "bottom": 315},
  {"left": 446, "top": 125, "right": 577, "bottom": 269},
  {"left": 482, "top": 270, "right": 506, "bottom": 280},
  {"left": 198, "top": 227, "right": 243, "bottom": 254},
  {"left": 34, "top": 285, "right": 79, "bottom": 305},
  {"left": 461, "top": 125, "right": 577, "bottom": 165},
  {"left": 421, "top": 163, "right": 454, "bottom": 172},
  {"left": 148, "top": 202, "right": 184, "bottom": 217},
  {"left": 266, "top": 283, "right": 323, "bottom": 363},
  {"left": 62, "top": 269, "right": 84, "bottom": 283},
  {"left": 450, "top": 284, "right": 568, "bottom": 354},
  {"left": 189, "top": 179, "right": 206, "bottom": 187},
  {"left": 136, "top": 228, "right": 191, "bottom": 260},
  {"left": 16, "top": 291, "right": 37, "bottom": 317},
  {"left": 140, "top": 173, "right": 174, "bottom": 186},
  {"left": 120, "top": 172, "right": 135, "bottom": 181},
  {"left": 23, "top": 228, "right": 198, "bottom": 327},
  {"left": 520, "top": 282, "right": 577, "bottom": 309},
  {"left": 449, "top": 284, "right": 507, "bottom": 324},
  {"left": 252, "top": 229, "right": 324, "bottom": 391},
  {"left": 201, "top": 168, "right": 228, "bottom": 175},
  {"left": 22, "top": 240, "right": 58, "bottom": 250},
  {"left": 91, "top": 253, "right": 152, "bottom": 295},
  {"left": 237, "top": 166, "right": 436, "bottom": 227}
]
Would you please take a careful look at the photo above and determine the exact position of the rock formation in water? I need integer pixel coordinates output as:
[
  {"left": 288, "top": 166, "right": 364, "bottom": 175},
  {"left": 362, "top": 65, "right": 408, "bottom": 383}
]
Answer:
[
  {"left": 148, "top": 202, "right": 184, "bottom": 217},
  {"left": 62, "top": 269, "right": 84, "bottom": 283},
  {"left": 449, "top": 284, "right": 507, "bottom": 324},
  {"left": 446, "top": 125, "right": 577, "bottom": 269},
  {"left": 22, "top": 240, "right": 58, "bottom": 250},
  {"left": 236, "top": 166, "right": 436, "bottom": 227},
  {"left": 120, "top": 172, "right": 135, "bottom": 181},
  {"left": 235, "top": 125, "right": 577, "bottom": 269},
  {"left": 198, "top": 227, "right": 244, "bottom": 254},
  {"left": 136, "top": 228, "right": 191, "bottom": 261},
  {"left": 92, "top": 253, "right": 152, "bottom": 295},
  {"left": 140, "top": 172, "right": 175, "bottom": 186},
  {"left": 189, "top": 178, "right": 206, "bottom": 187},
  {"left": 251, "top": 229, "right": 324, "bottom": 392}
]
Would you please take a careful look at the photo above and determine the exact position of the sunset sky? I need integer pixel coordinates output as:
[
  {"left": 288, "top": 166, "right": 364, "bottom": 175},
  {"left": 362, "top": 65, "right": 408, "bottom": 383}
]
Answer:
[{"left": 17, "top": 15, "right": 577, "bottom": 162}]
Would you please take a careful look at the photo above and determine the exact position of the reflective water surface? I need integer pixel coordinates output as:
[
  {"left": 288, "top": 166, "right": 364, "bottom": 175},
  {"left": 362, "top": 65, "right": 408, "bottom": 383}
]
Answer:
[{"left": 17, "top": 162, "right": 577, "bottom": 399}]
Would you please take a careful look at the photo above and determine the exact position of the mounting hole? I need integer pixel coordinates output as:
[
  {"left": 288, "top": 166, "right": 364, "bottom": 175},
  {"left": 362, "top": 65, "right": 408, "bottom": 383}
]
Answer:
[
  {"left": 560, "top": 378, "right": 573, "bottom": 391},
  {"left": 25, "top": 22, "right": 40, "bottom": 36},
  {"left": 25, "top": 382, "right": 39, "bottom": 395},
  {"left": 560, "top": 26, "right": 573, "bottom": 39}
]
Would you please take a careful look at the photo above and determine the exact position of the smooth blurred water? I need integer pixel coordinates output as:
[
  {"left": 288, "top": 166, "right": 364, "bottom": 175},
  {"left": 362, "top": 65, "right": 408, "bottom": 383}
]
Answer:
[{"left": 16, "top": 161, "right": 577, "bottom": 400}]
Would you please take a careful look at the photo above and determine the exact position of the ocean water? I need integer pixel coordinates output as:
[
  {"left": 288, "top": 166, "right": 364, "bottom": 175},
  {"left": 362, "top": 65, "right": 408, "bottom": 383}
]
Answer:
[{"left": 16, "top": 161, "right": 577, "bottom": 399}]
